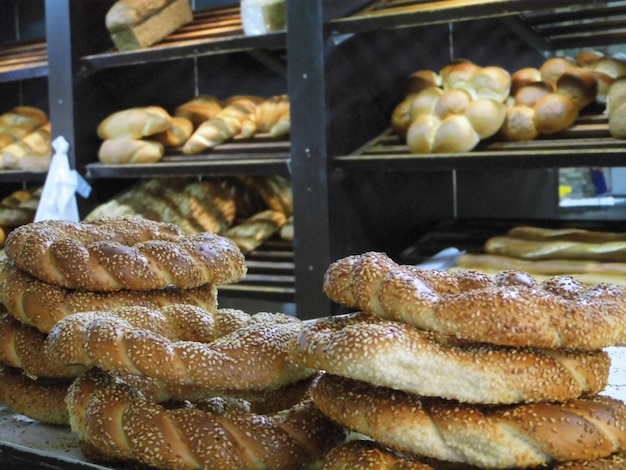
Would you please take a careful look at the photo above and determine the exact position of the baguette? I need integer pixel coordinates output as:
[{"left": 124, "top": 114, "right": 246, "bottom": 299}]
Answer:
[
  {"left": 97, "top": 106, "right": 172, "bottom": 140},
  {"left": 174, "top": 95, "right": 223, "bottom": 127},
  {"left": 240, "top": 94, "right": 290, "bottom": 138},
  {"left": 485, "top": 235, "right": 626, "bottom": 262},
  {"left": 506, "top": 225, "right": 626, "bottom": 243},
  {"left": 150, "top": 116, "right": 193, "bottom": 147}
]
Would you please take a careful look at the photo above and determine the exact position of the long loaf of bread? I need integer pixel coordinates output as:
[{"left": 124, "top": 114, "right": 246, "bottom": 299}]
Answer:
[{"left": 506, "top": 225, "right": 626, "bottom": 243}]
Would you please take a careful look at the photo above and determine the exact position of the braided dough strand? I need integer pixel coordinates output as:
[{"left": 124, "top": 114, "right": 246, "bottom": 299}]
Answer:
[
  {"left": 323, "top": 251, "right": 626, "bottom": 349},
  {"left": 289, "top": 311, "right": 609, "bottom": 404},
  {"left": 4, "top": 216, "right": 247, "bottom": 291},
  {"left": 312, "top": 374, "right": 626, "bottom": 469},
  {"left": 46, "top": 310, "right": 315, "bottom": 391},
  {"left": 66, "top": 370, "right": 346, "bottom": 470},
  {"left": 0, "top": 259, "right": 218, "bottom": 333}
]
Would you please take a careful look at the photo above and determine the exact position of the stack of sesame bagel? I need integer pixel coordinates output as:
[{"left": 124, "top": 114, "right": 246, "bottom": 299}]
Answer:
[{"left": 290, "top": 251, "right": 626, "bottom": 469}]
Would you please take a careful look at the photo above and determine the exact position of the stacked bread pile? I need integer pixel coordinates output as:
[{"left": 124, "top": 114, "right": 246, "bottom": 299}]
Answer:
[
  {"left": 97, "top": 93, "right": 290, "bottom": 164},
  {"left": 392, "top": 61, "right": 510, "bottom": 153},
  {"left": 105, "top": 0, "right": 194, "bottom": 51},
  {"left": 0, "top": 186, "right": 41, "bottom": 255},
  {"left": 0, "top": 106, "right": 51, "bottom": 172},
  {"left": 455, "top": 225, "right": 626, "bottom": 288},
  {"left": 0, "top": 215, "right": 344, "bottom": 469},
  {"left": 289, "top": 251, "right": 626, "bottom": 469},
  {"left": 84, "top": 175, "right": 293, "bottom": 253}
]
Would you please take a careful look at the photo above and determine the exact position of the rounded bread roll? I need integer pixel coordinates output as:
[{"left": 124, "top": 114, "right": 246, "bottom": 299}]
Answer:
[
  {"left": 406, "top": 114, "right": 441, "bottom": 153},
  {"left": 97, "top": 138, "right": 164, "bottom": 164},
  {"left": 540, "top": 56, "right": 578, "bottom": 86},
  {"left": 513, "top": 80, "right": 553, "bottom": 107},
  {"left": 500, "top": 104, "right": 539, "bottom": 141},
  {"left": 467, "top": 65, "right": 511, "bottom": 102},
  {"left": 556, "top": 67, "right": 599, "bottom": 110},
  {"left": 322, "top": 251, "right": 626, "bottom": 349},
  {"left": 533, "top": 92, "right": 578, "bottom": 134},
  {"left": 311, "top": 373, "right": 626, "bottom": 469},
  {"left": 4, "top": 216, "right": 247, "bottom": 291},
  {"left": 431, "top": 114, "right": 480, "bottom": 153},
  {"left": 510, "top": 67, "right": 543, "bottom": 94},
  {"left": 440, "top": 59, "right": 481, "bottom": 94},
  {"left": 290, "top": 311, "right": 609, "bottom": 404}
]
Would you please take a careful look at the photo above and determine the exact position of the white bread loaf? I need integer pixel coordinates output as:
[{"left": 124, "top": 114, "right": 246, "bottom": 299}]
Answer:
[
  {"left": 105, "top": 0, "right": 193, "bottom": 51},
  {"left": 97, "top": 106, "right": 172, "bottom": 140},
  {"left": 98, "top": 138, "right": 164, "bottom": 164}
]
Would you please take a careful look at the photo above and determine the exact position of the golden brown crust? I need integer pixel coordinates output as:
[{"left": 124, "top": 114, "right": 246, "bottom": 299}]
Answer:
[
  {"left": 0, "top": 258, "right": 219, "bottom": 333},
  {"left": 552, "top": 454, "right": 626, "bottom": 469},
  {"left": 66, "top": 369, "right": 346, "bottom": 469},
  {"left": 46, "top": 310, "right": 315, "bottom": 391},
  {"left": 290, "top": 311, "right": 609, "bottom": 404},
  {"left": 506, "top": 226, "right": 626, "bottom": 243},
  {"left": 321, "top": 440, "right": 435, "bottom": 470},
  {"left": 0, "top": 364, "right": 70, "bottom": 425},
  {"left": 0, "top": 310, "right": 85, "bottom": 378},
  {"left": 4, "top": 216, "right": 247, "bottom": 291},
  {"left": 322, "top": 251, "right": 626, "bottom": 349},
  {"left": 312, "top": 373, "right": 626, "bottom": 469}
]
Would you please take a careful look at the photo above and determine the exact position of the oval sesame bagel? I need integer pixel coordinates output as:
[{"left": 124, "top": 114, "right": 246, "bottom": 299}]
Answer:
[
  {"left": 4, "top": 216, "right": 247, "bottom": 291},
  {"left": 46, "top": 310, "right": 315, "bottom": 391},
  {"left": 323, "top": 251, "right": 626, "bottom": 349},
  {"left": 321, "top": 439, "right": 436, "bottom": 470},
  {"left": 0, "top": 259, "right": 218, "bottom": 333},
  {"left": 66, "top": 370, "right": 345, "bottom": 470},
  {"left": 311, "top": 374, "right": 626, "bottom": 469},
  {"left": 289, "top": 311, "right": 609, "bottom": 404}
]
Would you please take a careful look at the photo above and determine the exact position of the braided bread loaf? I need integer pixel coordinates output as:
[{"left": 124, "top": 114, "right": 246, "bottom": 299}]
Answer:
[
  {"left": 312, "top": 373, "right": 626, "bottom": 469},
  {"left": 323, "top": 251, "right": 626, "bottom": 349},
  {"left": 66, "top": 369, "right": 346, "bottom": 469},
  {"left": 289, "top": 311, "right": 609, "bottom": 404},
  {"left": 321, "top": 439, "right": 435, "bottom": 470},
  {"left": 0, "top": 259, "right": 218, "bottom": 333},
  {"left": 4, "top": 216, "right": 247, "bottom": 291},
  {"left": 45, "top": 310, "right": 315, "bottom": 390}
]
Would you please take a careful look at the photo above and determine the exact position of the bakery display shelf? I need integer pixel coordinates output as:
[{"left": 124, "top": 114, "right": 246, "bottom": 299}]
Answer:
[
  {"left": 85, "top": 137, "right": 292, "bottom": 179},
  {"left": 398, "top": 217, "right": 626, "bottom": 264},
  {"left": 79, "top": 5, "right": 286, "bottom": 72},
  {"left": 333, "top": 113, "right": 626, "bottom": 172},
  {"left": 330, "top": 0, "right": 602, "bottom": 38},
  {"left": 0, "top": 39, "right": 48, "bottom": 83},
  {"left": 0, "top": 169, "right": 47, "bottom": 184},
  {"left": 219, "top": 238, "right": 295, "bottom": 302}
]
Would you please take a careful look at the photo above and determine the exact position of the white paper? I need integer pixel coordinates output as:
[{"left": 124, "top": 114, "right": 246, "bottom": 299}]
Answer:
[{"left": 34, "top": 136, "right": 91, "bottom": 222}]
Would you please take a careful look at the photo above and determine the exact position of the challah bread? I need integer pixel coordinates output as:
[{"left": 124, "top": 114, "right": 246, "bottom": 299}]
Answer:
[
  {"left": 441, "top": 60, "right": 511, "bottom": 102},
  {"left": 322, "top": 251, "right": 626, "bottom": 349},
  {"left": 105, "top": 0, "right": 193, "bottom": 51},
  {"left": 290, "top": 311, "right": 609, "bottom": 404},
  {"left": 0, "top": 106, "right": 48, "bottom": 131},
  {"left": 0, "top": 364, "right": 70, "bottom": 425},
  {"left": 1, "top": 123, "right": 51, "bottom": 170},
  {"left": 485, "top": 235, "right": 626, "bottom": 262},
  {"left": 510, "top": 67, "right": 542, "bottom": 95},
  {"left": 46, "top": 310, "right": 314, "bottom": 391},
  {"left": 97, "top": 138, "right": 164, "bottom": 164},
  {"left": 311, "top": 373, "right": 626, "bottom": 469},
  {"left": 0, "top": 258, "right": 218, "bottom": 333},
  {"left": 4, "top": 216, "right": 247, "bottom": 291},
  {"left": 225, "top": 209, "right": 287, "bottom": 254},
  {"left": 182, "top": 95, "right": 264, "bottom": 154},
  {"left": 404, "top": 69, "right": 441, "bottom": 95},
  {"left": 66, "top": 369, "right": 345, "bottom": 470},
  {"left": 391, "top": 86, "right": 443, "bottom": 137},
  {"left": 0, "top": 311, "right": 85, "bottom": 378},
  {"left": 150, "top": 115, "right": 193, "bottom": 147},
  {"left": 240, "top": 94, "right": 290, "bottom": 139},
  {"left": 174, "top": 94, "right": 223, "bottom": 127},
  {"left": 556, "top": 67, "right": 599, "bottom": 110},
  {"left": 97, "top": 106, "right": 172, "bottom": 140},
  {"left": 540, "top": 56, "right": 578, "bottom": 86}
]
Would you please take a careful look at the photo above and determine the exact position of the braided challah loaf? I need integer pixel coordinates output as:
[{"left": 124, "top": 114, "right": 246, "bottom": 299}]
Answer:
[
  {"left": 4, "top": 216, "right": 247, "bottom": 291},
  {"left": 312, "top": 373, "right": 626, "bottom": 469}
]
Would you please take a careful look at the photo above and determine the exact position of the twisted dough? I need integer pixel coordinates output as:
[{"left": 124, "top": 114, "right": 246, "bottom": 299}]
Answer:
[
  {"left": 0, "top": 310, "right": 85, "bottom": 378},
  {"left": 4, "top": 216, "right": 247, "bottom": 291},
  {"left": 46, "top": 310, "right": 315, "bottom": 391},
  {"left": 321, "top": 440, "right": 436, "bottom": 470},
  {"left": 289, "top": 311, "right": 609, "bottom": 404},
  {"left": 312, "top": 374, "right": 626, "bottom": 469},
  {"left": 0, "top": 259, "right": 218, "bottom": 333},
  {"left": 66, "top": 370, "right": 346, "bottom": 470},
  {"left": 323, "top": 252, "right": 626, "bottom": 349},
  {"left": 0, "top": 364, "right": 70, "bottom": 425}
]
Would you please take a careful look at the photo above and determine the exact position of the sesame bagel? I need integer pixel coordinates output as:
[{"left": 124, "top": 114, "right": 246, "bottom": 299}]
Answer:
[
  {"left": 66, "top": 369, "right": 346, "bottom": 470},
  {"left": 0, "top": 259, "right": 218, "bottom": 333},
  {"left": 321, "top": 439, "right": 436, "bottom": 470},
  {"left": 4, "top": 216, "right": 247, "bottom": 291},
  {"left": 46, "top": 310, "right": 315, "bottom": 391},
  {"left": 323, "top": 251, "right": 626, "bottom": 349},
  {"left": 311, "top": 374, "right": 626, "bottom": 469},
  {"left": 289, "top": 311, "right": 609, "bottom": 404}
]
